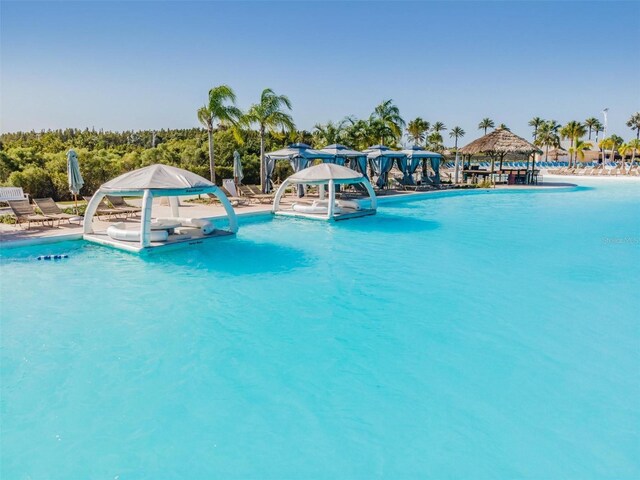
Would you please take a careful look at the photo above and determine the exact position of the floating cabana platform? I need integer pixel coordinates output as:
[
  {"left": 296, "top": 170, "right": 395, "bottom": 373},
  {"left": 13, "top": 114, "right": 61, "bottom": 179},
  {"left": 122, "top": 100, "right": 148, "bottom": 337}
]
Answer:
[
  {"left": 272, "top": 163, "right": 377, "bottom": 221},
  {"left": 83, "top": 164, "right": 238, "bottom": 253}
]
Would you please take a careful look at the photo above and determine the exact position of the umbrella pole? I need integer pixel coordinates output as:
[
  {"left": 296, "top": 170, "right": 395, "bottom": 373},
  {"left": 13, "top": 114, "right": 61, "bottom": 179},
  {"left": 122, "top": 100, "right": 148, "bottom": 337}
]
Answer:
[{"left": 74, "top": 194, "right": 78, "bottom": 215}]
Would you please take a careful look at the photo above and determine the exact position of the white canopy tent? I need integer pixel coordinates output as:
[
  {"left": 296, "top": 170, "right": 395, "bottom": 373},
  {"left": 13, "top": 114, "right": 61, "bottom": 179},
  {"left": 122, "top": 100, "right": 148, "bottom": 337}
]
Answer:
[
  {"left": 84, "top": 164, "right": 238, "bottom": 250},
  {"left": 272, "top": 163, "right": 377, "bottom": 221}
]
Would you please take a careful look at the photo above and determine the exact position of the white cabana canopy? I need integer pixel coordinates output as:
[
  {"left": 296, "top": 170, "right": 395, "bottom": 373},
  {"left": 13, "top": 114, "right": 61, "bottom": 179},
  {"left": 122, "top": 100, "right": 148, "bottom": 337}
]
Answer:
[
  {"left": 100, "top": 164, "right": 213, "bottom": 193},
  {"left": 272, "top": 163, "right": 377, "bottom": 221},
  {"left": 84, "top": 164, "right": 238, "bottom": 249}
]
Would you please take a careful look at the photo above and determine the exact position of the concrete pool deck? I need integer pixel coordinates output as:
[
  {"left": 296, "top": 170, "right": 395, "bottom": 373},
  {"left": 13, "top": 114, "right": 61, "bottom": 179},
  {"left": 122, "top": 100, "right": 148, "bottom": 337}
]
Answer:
[{"left": 0, "top": 181, "right": 578, "bottom": 248}]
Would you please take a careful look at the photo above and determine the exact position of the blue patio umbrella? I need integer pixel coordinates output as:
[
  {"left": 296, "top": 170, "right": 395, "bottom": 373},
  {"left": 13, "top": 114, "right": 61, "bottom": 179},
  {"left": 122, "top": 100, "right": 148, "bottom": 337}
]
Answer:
[{"left": 67, "top": 149, "right": 84, "bottom": 213}]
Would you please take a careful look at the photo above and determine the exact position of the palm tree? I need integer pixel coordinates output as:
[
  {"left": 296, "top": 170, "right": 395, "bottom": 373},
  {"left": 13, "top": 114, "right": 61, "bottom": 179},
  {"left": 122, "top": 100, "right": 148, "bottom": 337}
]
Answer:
[
  {"left": 450, "top": 127, "right": 466, "bottom": 183},
  {"left": 569, "top": 139, "right": 593, "bottom": 165},
  {"left": 627, "top": 139, "right": 640, "bottom": 171},
  {"left": 201, "top": 84, "right": 242, "bottom": 183},
  {"left": 498, "top": 123, "right": 510, "bottom": 131},
  {"left": 431, "top": 121, "right": 447, "bottom": 134},
  {"left": 627, "top": 112, "right": 640, "bottom": 140},
  {"left": 618, "top": 142, "right": 631, "bottom": 172},
  {"left": 478, "top": 118, "right": 495, "bottom": 135},
  {"left": 371, "top": 100, "right": 405, "bottom": 145},
  {"left": 427, "top": 132, "right": 445, "bottom": 152},
  {"left": 313, "top": 120, "right": 346, "bottom": 147},
  {"left": 560, "top": 120, "right": 586, "bottom": 167},
  {"left": 535, "top": 120, "right": 561, "bottom": 162},
  {"left": 197, "top": 105, "right": 215, "bottom": 181},
  {"left": 449, "top": 126, "right": 465, "bottom": 150},
  {"left": 406, "top": 117, "right": 430, "bottom": 145},
  {"left": 342, "top": 117, "right": 375, "bottom": 150},
  {"left": 244, "top": 88, "right": 295, "bottom": 192},
  {"left": 528, "top": 117, "right": 544, "bottom": 142},
  {"left": 584, "top": 117, "right": 599, "bottom": 140},
  {"left": 368, "top": 118, "right": 393, "bottom": 146},
  {"left": 599, "top": 135, "right": 624, "bottom": 167},
  {"left": 592, "top": 119, "right": 604, "bottom": 142}
]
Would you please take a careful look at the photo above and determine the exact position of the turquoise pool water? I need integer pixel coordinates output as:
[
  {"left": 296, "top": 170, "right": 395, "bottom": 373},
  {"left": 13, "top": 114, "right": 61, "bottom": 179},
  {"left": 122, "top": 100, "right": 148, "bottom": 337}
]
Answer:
[{"left": 2, "top": 179, "right": 639, "bottom": 479}]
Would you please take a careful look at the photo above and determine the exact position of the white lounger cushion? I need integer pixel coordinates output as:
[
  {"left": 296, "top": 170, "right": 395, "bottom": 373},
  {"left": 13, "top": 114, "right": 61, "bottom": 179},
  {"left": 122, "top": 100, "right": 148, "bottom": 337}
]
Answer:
[
  {"left": 107, "top": 222, "right": 169, "bottom": 242},
  {"left": 156, "top": 217, "right": 216, "bottom": 235}
]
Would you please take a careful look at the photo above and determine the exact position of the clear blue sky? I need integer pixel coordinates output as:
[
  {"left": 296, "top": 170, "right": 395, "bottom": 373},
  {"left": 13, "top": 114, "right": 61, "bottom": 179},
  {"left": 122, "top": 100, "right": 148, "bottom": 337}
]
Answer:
[{"left": 1, "top": 1, "right": 639, "bottom": 142}]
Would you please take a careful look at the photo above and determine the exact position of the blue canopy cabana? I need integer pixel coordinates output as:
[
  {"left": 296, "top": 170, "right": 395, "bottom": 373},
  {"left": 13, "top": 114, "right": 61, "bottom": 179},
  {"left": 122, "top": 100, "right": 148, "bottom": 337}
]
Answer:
[
  {"left": 363, "top": 145, "right": 407, "bottom": 189},
  {"left": 265, "top": 143, "right": 335, "bottom": 195},
  {"left": 318, "top": 144, "right": 368, "bottom": 178},
  {"left": 399, "top": 146, "right": 443, "bottom": 185}
]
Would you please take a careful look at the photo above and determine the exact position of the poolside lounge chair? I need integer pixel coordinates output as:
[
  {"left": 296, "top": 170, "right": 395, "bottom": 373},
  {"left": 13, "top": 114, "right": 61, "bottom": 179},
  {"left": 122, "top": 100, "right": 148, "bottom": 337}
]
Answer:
[
  {"left": 391, "top": 177, "right": 418, "bottom": 191},
  {"left": 105, "top": 195, "right": 142, "bottom": 216},
  {"left": 220, "top": 180, "right": 251, "bottom": 206},
  {"left": 238, "top": 185, "right": 274, "bottom": 204},
  {"left": 83, "top": 196, "right": 122, "bottom": 218},
  {"left": 206, "top": 191, "right": 249, "bottom": 207},
  {"left": 7, "top": 199, "right": 53, "bottom": 229},
  {"left": 33, "top": 198, "right": 79, "bottom": 226}
]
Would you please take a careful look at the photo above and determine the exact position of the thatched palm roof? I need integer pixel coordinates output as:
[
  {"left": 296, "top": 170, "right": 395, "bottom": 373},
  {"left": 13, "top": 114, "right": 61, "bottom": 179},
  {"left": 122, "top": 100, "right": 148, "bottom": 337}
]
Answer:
[
  {"left": 546, "top": 147, "right": 568, "bottom": 156},
  {"left": 459, "top": 128, "right": 540, "bottom": 156}
]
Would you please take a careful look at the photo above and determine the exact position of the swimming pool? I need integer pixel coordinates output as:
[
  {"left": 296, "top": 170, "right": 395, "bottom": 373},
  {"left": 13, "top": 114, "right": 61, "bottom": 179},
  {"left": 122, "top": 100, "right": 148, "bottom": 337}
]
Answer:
[{"left": 2, "top": 179, "right": 639, "bottom": 479}]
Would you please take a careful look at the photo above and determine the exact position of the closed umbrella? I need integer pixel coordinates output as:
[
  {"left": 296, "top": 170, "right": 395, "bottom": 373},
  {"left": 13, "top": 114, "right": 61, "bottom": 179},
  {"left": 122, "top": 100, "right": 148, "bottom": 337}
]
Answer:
[
  {"left": 233, "top": 150, "right": 244, "bottom": 187},
  {"left": 67, "top": 149, "right": 84, "bottom": 213}
]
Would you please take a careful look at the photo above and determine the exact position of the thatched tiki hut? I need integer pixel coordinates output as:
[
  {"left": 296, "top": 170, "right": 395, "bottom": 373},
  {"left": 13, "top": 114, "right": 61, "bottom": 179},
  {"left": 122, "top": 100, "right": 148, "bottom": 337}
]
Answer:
[
  {"left": 546, "top": 147, "right": 568, "bottom": 161},
  {"left": 458, "top": 129, "right": 541, "bottom": 182}
]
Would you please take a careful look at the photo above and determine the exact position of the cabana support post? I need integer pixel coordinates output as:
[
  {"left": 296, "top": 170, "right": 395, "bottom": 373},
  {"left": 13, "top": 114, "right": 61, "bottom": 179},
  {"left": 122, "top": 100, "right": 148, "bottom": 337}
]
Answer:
[
  {"left": 140, "top": 190, "right": 153, "bottom": 248},
  {"left": 327, "top": 180, "right": 335, "bottom": 220}
]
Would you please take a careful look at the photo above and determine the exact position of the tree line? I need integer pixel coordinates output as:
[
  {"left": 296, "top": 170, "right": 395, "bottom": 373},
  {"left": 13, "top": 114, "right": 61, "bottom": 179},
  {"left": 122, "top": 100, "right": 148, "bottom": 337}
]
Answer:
[{"left": 2, "top": 84, "right": 639, "bottom": 199}]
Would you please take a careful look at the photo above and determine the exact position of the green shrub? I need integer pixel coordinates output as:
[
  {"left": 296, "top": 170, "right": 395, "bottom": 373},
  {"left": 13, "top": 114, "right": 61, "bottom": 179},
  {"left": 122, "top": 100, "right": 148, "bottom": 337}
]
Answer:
[
  {"left": 0, "top": 214, "right": 16, "bottom": 225},
  {"left": 8, "top": 166, "right": 56, "bottom": 199}
]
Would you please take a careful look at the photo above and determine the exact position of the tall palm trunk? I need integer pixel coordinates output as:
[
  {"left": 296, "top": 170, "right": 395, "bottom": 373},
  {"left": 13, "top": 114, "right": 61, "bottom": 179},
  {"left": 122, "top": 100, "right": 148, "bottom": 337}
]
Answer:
[
  {"left": 259, "top": 126, "right": 266, "bottom": 193},
  {"left": 453, "top": 137, "right": 460, "bottom": 184},
  {"left": 208, "top": 128, "right": 215, "bottom": 183},
  {"left": 570, "top": 137, "right": 575, "bottom": 168}
]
